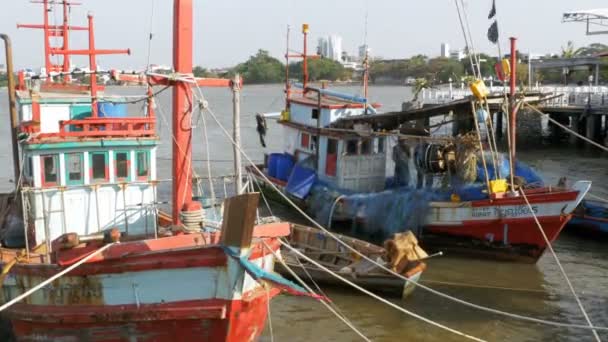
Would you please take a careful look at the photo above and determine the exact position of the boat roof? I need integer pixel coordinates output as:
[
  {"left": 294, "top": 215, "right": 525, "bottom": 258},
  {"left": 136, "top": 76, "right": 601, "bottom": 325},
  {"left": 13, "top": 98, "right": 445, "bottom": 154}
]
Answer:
[{"left": 289, "top": 93, "right": 381, "bottom": 110}]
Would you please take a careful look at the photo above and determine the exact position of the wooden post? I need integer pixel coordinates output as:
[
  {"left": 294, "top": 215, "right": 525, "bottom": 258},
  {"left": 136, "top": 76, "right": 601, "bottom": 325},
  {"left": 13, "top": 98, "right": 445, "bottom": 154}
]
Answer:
[
  {"left": 0, "top": 34, "right": 20, "bottom": 188},
  {"left": 220, "top": 193, "right": 260, "bottom": 250},
  {"left": 232, "top": 74, "right": 243, "bottom": 195},
  {"left": 509, "top": 37, "right": 518, "bottom": 181}
]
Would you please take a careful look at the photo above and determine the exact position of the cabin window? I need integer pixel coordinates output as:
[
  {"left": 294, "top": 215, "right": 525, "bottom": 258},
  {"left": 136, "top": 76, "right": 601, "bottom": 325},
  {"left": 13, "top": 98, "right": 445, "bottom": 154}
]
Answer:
[
  {"left": 312, "top": 108, "right": 319, "bottom": 120},
  {"left": 346, "top": 140, "right": 358, "bottom": 155},
  {"left": 136, "top": 151, "right": 150, "bottom": 180},
  {"left": 377, "top": 137, "right": 385, "bottom": 154},
  {"left": 24, "top": 157, "right": 33, "bottom": 179},
  {"left": 301, "top": 133, "right": 310, "bottom": 149},
  {"left": 360, "top": 139, "right": 372, "bottom": 155},
  {"left": 65, "top": 153, "right": 84, "bottom": 185},
  {"left": 115, "top": 151, "right": 130, "bottom": 181},
  {"left": 41, "top": 154, "right": 59, "bottom": 186},
  {"left": 326, "top": 139, "right": 338, "bottom": 177},
  {"left": 90, "top": 152, "right": 109, "bottom": 183}
]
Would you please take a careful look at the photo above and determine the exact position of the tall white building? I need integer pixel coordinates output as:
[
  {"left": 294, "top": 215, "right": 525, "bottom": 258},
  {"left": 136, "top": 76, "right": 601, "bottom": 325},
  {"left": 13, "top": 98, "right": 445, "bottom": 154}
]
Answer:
[
  {"left": 440, "top": 43, "right": 450, "bottom": 58},
  {"left": 358, "top": 44, "right": 371, "bottom": 60},
  {"left": 317, "top": 35, "right": 343, "bottom": 62}
]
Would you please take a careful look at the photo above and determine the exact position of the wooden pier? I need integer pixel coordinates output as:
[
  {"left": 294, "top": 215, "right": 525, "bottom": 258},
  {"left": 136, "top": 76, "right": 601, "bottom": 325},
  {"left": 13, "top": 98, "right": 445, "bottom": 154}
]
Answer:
[{"left": 413, "top": 86, "right": 608, "bottom": 144}]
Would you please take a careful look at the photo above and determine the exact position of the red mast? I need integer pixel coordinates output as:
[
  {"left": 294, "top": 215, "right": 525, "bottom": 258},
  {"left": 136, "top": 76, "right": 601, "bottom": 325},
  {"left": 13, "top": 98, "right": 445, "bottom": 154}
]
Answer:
[
  {"left": 172, "top": 0, "right": 196, "bottom": 225},
  {"left": 18, "top": 0, "right": 87, "bottom": 81},
  {"left": 286, "top": 24, "right": 319, "bottom": 94}
]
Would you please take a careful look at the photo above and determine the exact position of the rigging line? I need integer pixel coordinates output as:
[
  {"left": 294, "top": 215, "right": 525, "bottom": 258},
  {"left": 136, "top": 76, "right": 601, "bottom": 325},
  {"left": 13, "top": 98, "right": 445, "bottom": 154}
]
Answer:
[
  {"left": 196, "top": 98, "right": 608, "bottom": 332},
  {"left": 252, "top": 176, "right": 274, "bottom": 218},
  {"left": 459, "top": 0, "right": 482, "bottom": 77},
  {"left": 197, "top": 103, "right": 218, "bottom": 209},
  {"left": 453, "top": 0, "right": 478, "bottom": 79},
  {"left": 261, "top": 240, "right": 372, "bottom": 342},
  {"left": 280, "top": 239, "right": 486, "bottom": 342},
  {"left": 153, "top": 93, "right": 204, "bottom": 198},
  {"left": 525, "top": 103, "right": 608, "bottom": 153},
  {"left": 519, "top": 189, "right": 601, "bottom": 342},
  {"left": 145, "top": 0, "right": 156, "bottom": 71}
]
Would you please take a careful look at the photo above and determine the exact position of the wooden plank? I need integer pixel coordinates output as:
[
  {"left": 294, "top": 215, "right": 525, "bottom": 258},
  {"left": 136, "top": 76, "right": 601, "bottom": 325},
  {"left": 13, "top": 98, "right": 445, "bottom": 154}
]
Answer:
[{"left": 220, "top": 193, "right": 260, "bottom": 249}]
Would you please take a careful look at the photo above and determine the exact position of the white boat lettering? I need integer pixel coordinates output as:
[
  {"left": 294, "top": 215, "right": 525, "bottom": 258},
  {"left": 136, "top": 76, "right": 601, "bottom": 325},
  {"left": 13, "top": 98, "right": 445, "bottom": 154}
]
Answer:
[{"left": 472, "top": 205, "right": 539, "bottom": 218}]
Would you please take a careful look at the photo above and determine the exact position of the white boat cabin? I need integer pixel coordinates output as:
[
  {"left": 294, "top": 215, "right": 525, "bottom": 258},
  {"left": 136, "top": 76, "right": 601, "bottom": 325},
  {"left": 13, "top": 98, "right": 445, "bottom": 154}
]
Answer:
[
  {"left": 279, "top": 93, "right": 386, "bottom": 192},
  {"left": 17, "top": 90, "right": 159, "bottom": 247}
]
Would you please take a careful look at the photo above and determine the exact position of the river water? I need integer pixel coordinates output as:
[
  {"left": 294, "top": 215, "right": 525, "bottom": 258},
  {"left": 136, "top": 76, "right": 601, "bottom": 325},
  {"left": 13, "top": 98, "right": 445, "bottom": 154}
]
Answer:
[{"left": 0, "top": 84, "right": 607, "bottom": 341}]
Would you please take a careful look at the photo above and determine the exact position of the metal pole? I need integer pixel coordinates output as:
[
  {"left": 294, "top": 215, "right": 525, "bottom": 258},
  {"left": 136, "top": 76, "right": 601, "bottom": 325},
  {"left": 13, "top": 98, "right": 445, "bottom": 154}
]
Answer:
[
  {"left": 1, "top": 34, "right": 21, "bottom": 188},
  {"left": 232, "top": 74, "right": 243, "bottom": 195},
  {"left": 509, "top": 37, "right": 518, "bottom": 175}
]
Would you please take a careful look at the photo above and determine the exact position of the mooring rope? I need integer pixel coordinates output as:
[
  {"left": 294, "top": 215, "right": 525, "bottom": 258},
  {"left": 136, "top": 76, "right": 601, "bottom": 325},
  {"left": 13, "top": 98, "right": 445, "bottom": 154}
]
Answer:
[
  {"left": 187, "top": 85, "right": 608, "bottom": 332},
  {"left": 261, "top": 240, "right": 371, "bottom": 341},
  {"left": 519, "top": 189, "right": 601, "bottom": 342},
  {"left": 280, "top": 239, "right": 486, "bottom": 342},
  {"left": 0, "top": 243, "right": 115, "bottom": 313}
]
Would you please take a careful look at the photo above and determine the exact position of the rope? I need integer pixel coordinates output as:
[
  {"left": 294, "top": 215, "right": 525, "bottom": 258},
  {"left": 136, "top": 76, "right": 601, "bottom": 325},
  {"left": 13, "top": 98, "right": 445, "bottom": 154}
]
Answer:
[
  {"left": 261, "top": 240, "right": 371, "bottom": 341},
  {"left": 327, "top": 195, "right": 346, "bottom": 229},
  {"left": 471, "top": 101, "right": 493, "bottom": 192},
  {"left": 587, "top": 193, "right": 608, "bottom": 204},
  {"left": 145, "top": 0, "right": 156, "bottom": 72},
  {"left": 525, "top": 103, "right": 608, "bottom": 153},
  {"left": 280, "top": 239, "right": 486, "bottom": 342},
  {"left": 0, "top": 243, "right": 115, "bottom": 313},
  {"left": 420, "top": 279, "right": 545, "bottom": 293},
  {"left": 519, "top": 189, "right": 601, "bottom": 341},
  {"left": 197, "top": 105, "right": 217, "bottom": 208},
  {"left": 194, "top": 86, "right": 608, "bottom": 332}
]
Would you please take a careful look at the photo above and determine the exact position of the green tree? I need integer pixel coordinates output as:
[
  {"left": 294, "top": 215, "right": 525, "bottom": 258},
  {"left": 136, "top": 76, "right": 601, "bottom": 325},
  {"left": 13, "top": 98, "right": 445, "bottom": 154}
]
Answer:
[
  {"left": 193, "top": 66, "right": 216, "bottom": 78},
  {"left": 561, "top": 41, "right": 583, "bottom": 58},
  {"left": 234, "top": 49, "right": 284, "bottom": 84},
  {"left": 288, "top": 58, "right": 347, "bottom": 82}
]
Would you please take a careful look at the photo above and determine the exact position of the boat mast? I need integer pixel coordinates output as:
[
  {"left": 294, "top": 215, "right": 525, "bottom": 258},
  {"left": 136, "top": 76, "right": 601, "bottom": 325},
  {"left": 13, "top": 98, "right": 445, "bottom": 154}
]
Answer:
[
  {"left": 284, "top": 25, "right": 290, "bottom": 109},
  {"left": 18, "top": 0, "right": 87, "bottom": 82},
  {"left": 302, "top": 24, "right": 309, "bottom": 90},
  {"left": 172, "top": 0, "right": 196, "bottom": 225},
  {"left": 509, "top": 37, "right": 517, "bottom": 177},
  {"left": 1, "top": 35, "right": 20, "bottom": 187}
]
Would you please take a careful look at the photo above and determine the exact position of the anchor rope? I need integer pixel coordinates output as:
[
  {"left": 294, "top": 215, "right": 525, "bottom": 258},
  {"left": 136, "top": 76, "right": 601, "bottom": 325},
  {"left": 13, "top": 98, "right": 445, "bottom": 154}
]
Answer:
[
  {"left": 184, "top": 84, "right": 608, "bottom": 332},
  {"left": 279, "top": 239, "right": 486, "bottom": 342},
  {"left": 520, "top": 189, "right": 601, "bottom": 342},
  {"left": 0, "top": 243, "right": 115, "bottom": 313},
  {"left": 261, "top": 240, "right": 371, "bottom": 341}
]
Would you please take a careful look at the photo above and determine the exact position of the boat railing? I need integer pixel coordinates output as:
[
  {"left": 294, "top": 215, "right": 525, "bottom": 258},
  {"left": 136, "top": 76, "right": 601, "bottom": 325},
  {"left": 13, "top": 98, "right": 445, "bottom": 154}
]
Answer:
[{"left": 55, "top": 117, "right": 156, "bottom": 138}]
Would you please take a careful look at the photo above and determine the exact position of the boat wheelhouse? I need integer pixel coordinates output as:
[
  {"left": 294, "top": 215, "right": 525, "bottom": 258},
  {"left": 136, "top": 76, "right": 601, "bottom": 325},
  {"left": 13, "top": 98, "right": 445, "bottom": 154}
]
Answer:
[{"left": 17, "top": 90, "right": 158, "bottom": 249}]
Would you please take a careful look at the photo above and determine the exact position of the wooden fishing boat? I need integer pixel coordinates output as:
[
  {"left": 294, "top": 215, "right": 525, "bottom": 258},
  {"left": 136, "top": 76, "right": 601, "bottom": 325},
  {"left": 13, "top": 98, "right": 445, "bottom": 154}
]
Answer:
[
  {"left": 567, "top": 200, "right": 608, "bottom": 236},
  {"left": 248, "top": 25, "right": 591, "bottom": 263},
  {"left": 277, "top": 224, "right": 428, "bottom": 298},
  {"left": 0, "top": 1, "right": 308, "bottom": 341}
]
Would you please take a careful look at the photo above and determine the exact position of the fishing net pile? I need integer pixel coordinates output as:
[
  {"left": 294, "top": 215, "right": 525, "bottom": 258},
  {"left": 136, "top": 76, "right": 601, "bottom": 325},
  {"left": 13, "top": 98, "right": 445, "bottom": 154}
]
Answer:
[{"left": 307, "top": 183, "right": 449, "bottom": 241}]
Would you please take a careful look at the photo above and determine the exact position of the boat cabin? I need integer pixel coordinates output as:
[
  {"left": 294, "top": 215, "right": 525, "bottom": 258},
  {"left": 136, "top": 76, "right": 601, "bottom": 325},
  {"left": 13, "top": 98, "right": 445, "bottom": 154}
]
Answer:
[
  {"left": 16, "top": 88, "right": 159, "bottom": 248},
  {"left": 277, "top": 91, "right": 387, "bottom": 192}
]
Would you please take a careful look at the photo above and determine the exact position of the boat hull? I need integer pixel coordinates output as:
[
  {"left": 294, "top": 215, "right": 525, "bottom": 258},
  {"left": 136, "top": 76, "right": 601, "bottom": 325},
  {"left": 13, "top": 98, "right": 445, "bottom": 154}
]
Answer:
[
  {"left": 276, "top": 263, "right": 423, "bottom": 298},
  {"left": 250, "top": 169, "right": 589, "bottom": 263},
  {"left": 1, "top": 228, "right": 287, "bottom": 342}
]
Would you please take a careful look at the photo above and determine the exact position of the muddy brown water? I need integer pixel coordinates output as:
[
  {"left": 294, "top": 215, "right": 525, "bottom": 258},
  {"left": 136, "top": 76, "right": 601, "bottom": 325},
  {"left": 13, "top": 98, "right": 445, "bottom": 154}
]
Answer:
[{"left": 0, "top": 84, "right": 607, "bottom": 341}]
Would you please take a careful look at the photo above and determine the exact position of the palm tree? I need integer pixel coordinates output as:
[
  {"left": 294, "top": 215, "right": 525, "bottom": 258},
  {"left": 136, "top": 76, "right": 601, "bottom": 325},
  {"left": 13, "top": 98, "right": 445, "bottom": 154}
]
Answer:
[{"left": 561, "top": 41, "right": 583, "bottom": 58}]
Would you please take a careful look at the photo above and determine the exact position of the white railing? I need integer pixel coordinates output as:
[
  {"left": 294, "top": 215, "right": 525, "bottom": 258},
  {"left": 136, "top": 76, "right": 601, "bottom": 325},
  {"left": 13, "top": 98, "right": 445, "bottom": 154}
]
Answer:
[{"left": 421, "top": 86, "right": 608, "bottom": 107}]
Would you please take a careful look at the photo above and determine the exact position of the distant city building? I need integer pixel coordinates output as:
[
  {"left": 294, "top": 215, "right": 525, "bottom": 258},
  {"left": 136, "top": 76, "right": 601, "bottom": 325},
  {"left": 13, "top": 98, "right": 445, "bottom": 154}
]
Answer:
[
  {"left": 440, "top": 43, "right": 450, "bottom": 58},
  {"left": 317, "top": 35, "right": 343, "bottom": 62},
  {"left": 449, "top": 49, "right": 467, "bottom": 61},
  {"left": 358, "top": 44, "right": 371, "bottom": 60}
]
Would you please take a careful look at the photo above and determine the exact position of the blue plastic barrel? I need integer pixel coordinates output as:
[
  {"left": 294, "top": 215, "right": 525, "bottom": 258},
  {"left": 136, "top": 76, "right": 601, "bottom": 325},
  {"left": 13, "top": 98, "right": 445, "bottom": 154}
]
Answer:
[
  {"left": 285, "top": 164, "right": 317, "bottom": 199},
  {"left": 275, "top": 153, "right": 295, "bottom": 181},
  {"left": 267, "top": 153, "right": 283, "bottom": 178},
  {"left": 98, "top": 102, "right": 127, "bottom": 118}
]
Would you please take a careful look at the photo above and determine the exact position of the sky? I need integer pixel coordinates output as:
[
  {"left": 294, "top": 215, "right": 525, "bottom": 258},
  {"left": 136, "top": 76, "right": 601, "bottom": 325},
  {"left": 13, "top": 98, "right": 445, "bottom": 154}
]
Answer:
[{"left": 0, "top": 0, "right": 607, "bottom": 70}]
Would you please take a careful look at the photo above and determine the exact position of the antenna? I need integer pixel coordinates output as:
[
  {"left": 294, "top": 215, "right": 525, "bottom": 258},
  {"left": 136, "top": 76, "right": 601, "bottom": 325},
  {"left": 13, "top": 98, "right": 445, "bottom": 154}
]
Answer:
[
  {"left": 285, "top": 25, "right": 290, "bottom": 108},
  {"left": 363, "top": 1, "right": 370, "bottom": 109}
]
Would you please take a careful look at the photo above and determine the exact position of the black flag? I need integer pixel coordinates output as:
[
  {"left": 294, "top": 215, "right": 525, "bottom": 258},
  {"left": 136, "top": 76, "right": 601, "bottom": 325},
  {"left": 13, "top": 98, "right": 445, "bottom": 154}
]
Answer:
[
  {"left": 487, "top": 20, "right": 499, "bottom": 44},
  {"left": 488, "top": 0, "right": 496, "bottom": 19}
]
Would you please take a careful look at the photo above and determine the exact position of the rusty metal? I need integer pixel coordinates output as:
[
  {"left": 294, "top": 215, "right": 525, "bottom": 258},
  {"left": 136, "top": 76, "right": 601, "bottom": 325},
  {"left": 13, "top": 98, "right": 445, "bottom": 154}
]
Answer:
[
  {"left": 0, "top": 34, "right": 21, "bottom": 189},
  {"left": 55, "top": 228, "right": 121, "bottom": 250}
]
